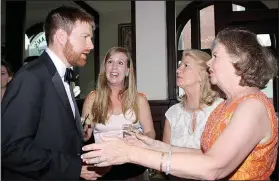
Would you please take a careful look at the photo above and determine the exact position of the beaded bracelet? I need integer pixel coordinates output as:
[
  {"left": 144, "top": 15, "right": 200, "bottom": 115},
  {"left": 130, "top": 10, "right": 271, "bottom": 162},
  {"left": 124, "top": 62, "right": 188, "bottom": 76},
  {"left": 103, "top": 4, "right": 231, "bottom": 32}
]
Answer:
[
  {"left": 160, "top": 152, "right": 164, "bottom": 172},
  {"left": 165, "top": 146, "right": 172, "bottom": 175}
]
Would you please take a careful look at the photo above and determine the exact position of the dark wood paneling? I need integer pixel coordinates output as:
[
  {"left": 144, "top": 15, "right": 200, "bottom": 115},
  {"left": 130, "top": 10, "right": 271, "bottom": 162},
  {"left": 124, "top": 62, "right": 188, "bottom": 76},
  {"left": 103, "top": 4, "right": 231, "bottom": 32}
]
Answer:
[
  {"left": 5, "top": 0, "right": 26, "bottom": 72},
  {"left": 149, "top": 100, "right": 178, "bottom": 140},
  {"left": 214, "top": 2, "right": 232, "bottom": 35},
  {"left": 131, "top": 1, "right": 136, "bottom": 73},
  {"left": 191, "top": 10, "right": 200, "bottom": 49},
  {"left": 228, "top": 9, "right": 278, "bottom": 34},
  {"left": 166, "top": 1, "right": 177, "bottom": 100},
  {"left": 272, "top": 34, "right": 279, "bottom": 113},
  {"left": 229, "top": 9, "right": 278, "bottom": 23}
]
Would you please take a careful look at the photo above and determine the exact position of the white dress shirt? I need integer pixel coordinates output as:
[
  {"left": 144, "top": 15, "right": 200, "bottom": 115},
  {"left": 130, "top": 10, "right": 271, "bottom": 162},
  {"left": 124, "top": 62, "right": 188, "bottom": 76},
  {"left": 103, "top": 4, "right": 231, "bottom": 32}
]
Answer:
[{"left": 45, "top": 48, "right": 75, "bottom": 118}]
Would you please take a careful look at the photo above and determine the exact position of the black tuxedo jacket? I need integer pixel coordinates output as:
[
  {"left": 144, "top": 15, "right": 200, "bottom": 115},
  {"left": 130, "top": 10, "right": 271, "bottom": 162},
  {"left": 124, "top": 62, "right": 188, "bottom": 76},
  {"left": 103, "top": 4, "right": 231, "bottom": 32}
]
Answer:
[{"left": 1, "top": 52, "right": 84, "bottom": 181}]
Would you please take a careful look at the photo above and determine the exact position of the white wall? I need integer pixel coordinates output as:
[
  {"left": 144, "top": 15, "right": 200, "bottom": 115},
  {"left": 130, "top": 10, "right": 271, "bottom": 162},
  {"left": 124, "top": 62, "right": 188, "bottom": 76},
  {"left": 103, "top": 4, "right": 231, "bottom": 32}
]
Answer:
[
  {"left": 99, "top": 10, "right": 131, "bottom": 66},
  {"left": 135, "top": 1, "right": 168, "bottom": 100}
]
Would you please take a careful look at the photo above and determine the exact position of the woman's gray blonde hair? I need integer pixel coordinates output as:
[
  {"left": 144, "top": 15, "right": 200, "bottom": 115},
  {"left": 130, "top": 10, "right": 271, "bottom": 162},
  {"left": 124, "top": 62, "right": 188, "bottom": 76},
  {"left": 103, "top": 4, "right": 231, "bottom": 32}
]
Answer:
[{"left": 180, "top": 49, "right": 219, "bottom": 108}]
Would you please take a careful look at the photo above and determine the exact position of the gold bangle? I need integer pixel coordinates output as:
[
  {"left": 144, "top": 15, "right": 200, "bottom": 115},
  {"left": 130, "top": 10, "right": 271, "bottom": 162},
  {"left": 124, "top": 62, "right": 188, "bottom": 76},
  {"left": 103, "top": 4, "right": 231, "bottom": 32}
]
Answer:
[{"left": 160, "top": 152, "right": 164, "bottom": 172}]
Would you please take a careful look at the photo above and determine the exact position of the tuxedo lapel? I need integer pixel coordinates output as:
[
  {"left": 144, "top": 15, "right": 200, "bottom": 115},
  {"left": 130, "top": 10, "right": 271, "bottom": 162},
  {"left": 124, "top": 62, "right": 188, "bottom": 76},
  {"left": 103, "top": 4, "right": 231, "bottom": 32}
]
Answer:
[
  {"left": 52, "top": 73, "right": 75, "bottom": 120},
  {"left": 42, "top": 52, "right": 75, "bottom": 120},
  {"left": 69, "top": 85, "right": 84, "bottom": 140},
  {"left": 42, "top": 51, "right": 83, "bottom": 140}
]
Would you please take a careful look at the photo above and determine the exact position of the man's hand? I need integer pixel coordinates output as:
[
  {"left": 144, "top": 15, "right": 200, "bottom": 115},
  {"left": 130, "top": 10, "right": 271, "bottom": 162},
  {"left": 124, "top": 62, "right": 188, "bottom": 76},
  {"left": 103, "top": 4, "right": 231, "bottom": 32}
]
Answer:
[{"left": 80, "top": 165, "right": 102, "bottom": 180}]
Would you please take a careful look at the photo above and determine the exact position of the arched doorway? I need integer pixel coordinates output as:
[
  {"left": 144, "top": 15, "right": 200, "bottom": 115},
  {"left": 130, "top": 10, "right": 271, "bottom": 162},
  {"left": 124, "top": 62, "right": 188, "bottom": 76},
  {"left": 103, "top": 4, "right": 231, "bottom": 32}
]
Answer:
[{"left": 175, "top": 1, "right": 278, "bottom": 111}]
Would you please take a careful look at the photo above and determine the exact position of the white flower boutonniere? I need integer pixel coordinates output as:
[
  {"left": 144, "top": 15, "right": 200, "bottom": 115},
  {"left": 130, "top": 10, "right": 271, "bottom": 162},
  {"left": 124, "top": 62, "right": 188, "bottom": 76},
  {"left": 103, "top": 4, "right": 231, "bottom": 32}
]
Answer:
[
  {"left": 73, "top": 85, "right": 81, "bottom": 97},
  {"left": 70, "top": 82, "right": 81, "bottom": 97}
]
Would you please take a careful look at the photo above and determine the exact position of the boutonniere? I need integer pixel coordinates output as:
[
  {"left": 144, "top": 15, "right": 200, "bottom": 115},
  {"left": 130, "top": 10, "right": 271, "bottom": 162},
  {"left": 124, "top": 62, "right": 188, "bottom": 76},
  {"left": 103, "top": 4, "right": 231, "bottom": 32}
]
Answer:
[{"left": 70, "top": 82, "right": 81, "bottom": 97}]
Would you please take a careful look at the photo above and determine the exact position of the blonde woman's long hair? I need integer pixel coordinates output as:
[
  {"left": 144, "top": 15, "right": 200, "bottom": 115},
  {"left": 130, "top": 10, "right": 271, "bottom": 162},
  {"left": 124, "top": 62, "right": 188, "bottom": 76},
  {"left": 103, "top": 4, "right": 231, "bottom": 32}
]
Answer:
[
  {"left": 91, "top": 47, "right": 138, "bottom": 124},
  {"left": 181, "top": 49, "right": 219, "bottom": 108}
]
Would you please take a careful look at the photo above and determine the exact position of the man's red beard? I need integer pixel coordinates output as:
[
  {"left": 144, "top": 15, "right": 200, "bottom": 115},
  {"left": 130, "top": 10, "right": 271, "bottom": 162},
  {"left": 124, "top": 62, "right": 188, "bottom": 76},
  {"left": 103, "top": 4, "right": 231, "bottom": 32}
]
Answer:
[{"left": 63, "top": 40, "right": 88, "bottom": 67}]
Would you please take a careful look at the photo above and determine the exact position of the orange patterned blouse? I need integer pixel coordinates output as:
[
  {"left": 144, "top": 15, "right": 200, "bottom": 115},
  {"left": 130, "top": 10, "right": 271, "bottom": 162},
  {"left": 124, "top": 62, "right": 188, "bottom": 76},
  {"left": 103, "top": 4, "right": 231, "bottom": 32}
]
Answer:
[{"left": 201, "top": 92, "right": 278, "bottom": 180}]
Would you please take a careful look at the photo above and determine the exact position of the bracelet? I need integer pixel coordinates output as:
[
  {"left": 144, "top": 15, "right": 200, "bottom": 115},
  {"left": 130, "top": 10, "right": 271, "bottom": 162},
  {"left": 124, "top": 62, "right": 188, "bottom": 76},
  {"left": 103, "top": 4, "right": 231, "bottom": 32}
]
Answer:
[
  {"left": 159, "top": 152, "right": 164, "bottom": 172},
  {"left": 165, "top": 146, "right": 172, "bottom": 175}
]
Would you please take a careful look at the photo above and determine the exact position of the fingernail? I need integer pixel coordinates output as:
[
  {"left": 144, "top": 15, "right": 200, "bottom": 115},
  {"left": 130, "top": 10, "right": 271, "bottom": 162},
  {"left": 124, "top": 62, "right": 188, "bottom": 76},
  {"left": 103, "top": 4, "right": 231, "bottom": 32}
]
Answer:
[
  {"left": 81, "top": 155, "right": 83, "bottom": 159},
  {"left": 82, "top": 147, "right": 85, "bottom": 151}
]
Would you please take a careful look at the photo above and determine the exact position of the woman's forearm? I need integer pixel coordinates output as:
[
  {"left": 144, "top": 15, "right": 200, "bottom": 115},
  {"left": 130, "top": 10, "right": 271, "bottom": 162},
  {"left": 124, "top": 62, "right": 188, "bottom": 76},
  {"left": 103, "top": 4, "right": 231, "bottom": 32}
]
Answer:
[
  {"left": 129, "top": 146, "right": 217, "bottom": 180},
  {"left": 172, "top": 147, "right": 202, "bottom": 154},
  {"left": 149, "top": 140, "right": 202, "bottom": 154}
]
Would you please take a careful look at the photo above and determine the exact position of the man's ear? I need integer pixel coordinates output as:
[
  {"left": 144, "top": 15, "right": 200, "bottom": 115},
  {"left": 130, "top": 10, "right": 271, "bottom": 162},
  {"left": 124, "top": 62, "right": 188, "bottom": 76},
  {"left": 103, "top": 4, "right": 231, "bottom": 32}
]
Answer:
[{"left": 55, "top": 29, "right": 68, "bottom": 46}]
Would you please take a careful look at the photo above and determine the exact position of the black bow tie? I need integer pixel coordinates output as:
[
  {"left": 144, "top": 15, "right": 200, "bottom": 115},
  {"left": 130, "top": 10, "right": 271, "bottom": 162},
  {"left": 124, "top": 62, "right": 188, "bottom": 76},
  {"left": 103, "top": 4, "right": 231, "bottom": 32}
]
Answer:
[{"left": 64, "top": 68, "right": 75, "bottom": 84}]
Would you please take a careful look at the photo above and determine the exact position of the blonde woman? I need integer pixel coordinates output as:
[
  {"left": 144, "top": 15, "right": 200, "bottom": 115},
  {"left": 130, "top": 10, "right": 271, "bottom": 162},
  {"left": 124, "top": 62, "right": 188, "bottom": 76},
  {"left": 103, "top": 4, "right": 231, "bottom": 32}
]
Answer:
[
  {"left": 158, "top": 50, "right": 223, "bottom": 180},
  {"left": 81, "top": 47, "right": 155, "bottom": 180},
  {"left": 163, "top": 50, "right": 223, "bottom": 149}
]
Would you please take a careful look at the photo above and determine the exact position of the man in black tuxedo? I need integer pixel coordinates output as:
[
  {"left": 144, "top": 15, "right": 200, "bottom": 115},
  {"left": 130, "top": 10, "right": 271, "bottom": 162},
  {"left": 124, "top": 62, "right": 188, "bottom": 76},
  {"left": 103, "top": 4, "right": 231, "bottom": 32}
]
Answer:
[{"left": 1, "top": 6, "right": 100, "bottom": 180}]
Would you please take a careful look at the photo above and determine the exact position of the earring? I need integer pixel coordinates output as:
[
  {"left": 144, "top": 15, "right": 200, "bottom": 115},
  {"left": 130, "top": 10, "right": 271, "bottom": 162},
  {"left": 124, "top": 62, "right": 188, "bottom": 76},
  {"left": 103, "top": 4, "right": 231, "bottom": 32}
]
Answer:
[{"left": 126, "top": 72, "right": 129, "bottom": 77}]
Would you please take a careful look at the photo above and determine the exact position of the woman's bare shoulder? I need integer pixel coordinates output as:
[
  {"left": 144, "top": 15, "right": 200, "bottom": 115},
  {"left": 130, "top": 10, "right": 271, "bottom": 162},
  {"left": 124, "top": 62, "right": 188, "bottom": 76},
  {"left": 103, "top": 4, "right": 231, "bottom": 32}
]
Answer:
[
  {"left": 137, "top": 92, "right": 146, "bottom": 98},
  {"left": 85, "top": 90, "right": 96, "bottom": 102},
  {"left": 137, "top": 92, "right": 148, "bottom": 103}
]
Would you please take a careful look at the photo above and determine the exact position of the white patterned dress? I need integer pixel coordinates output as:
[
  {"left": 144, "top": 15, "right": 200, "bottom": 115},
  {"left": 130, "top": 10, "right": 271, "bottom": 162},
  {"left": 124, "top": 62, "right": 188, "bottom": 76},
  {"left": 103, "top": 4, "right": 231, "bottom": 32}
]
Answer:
[{"left": 165, "top": 98, "right": 223, "bottom": 149}]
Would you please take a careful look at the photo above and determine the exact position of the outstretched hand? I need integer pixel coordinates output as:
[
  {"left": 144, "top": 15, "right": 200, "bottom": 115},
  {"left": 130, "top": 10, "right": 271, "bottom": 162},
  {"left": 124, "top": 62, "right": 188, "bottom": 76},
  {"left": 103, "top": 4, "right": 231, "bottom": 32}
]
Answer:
[
  {"left": 125, "top": 131, "right": 172, "bottom": 152},
  {"left": 81, "top": 135, "right": 131, "bottom": 167},
  {"left": 124, "top": 132, "right": 156, "bottom": 150}
]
